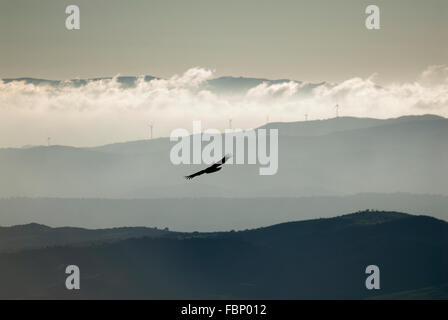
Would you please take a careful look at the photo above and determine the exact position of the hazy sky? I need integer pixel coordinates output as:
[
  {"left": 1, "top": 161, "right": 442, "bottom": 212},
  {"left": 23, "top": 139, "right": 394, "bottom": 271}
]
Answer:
[
  {"left": 0, "top": 0, "right": 446, "bottom": 83},
  {"left": 0, "top": 0, "right": 447, "bottom": 148}
]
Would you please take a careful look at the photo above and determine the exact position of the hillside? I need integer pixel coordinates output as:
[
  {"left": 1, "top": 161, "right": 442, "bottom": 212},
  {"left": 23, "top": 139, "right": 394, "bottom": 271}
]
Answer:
[
  {"left": 0, "top": 115, "right": 446, "bottom": 199},
  {"left": 0, "top": 223, "right": 174, "bottom": 253},
  {"left": 0, "top": 211, "right": 446, "bottom": 299}
]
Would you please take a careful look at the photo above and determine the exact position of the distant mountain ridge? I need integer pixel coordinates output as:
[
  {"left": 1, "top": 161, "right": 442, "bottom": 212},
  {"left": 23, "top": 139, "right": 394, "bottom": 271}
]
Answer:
[
  {"left": 1, "top": 75, "right": 319, "bottom": 95},
  {"left": 260, "top": 114, "right": 445, "bottom": 137},
  {"left": 0, "top": 223, "right": 174, "bottom": 253},
  {"left": 1, "top": 76, "right": 157, "bottom": 88},
  {"left": 1, "top": 193, "right": 448, "bottom": 231},
  {"left": 0, "top": 209, "right": 416, "bottom": 253},
  {"left": 0, "top": 114, "right": 446, "bottom": 199}
]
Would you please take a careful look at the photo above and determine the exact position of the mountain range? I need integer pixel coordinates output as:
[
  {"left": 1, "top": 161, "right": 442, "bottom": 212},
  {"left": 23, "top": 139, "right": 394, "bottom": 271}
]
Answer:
[
  {"left": 2, "top": 75, "right": 318, "bottom": 96},
  {"left": 0, "top": 211, "right": 446, "bottom": 299},
  {"left": 1, "top": 193, "right": 448, "bottom": 231},
  {"left": 0, "top": 114, "right": 446, "bottom": 199}
]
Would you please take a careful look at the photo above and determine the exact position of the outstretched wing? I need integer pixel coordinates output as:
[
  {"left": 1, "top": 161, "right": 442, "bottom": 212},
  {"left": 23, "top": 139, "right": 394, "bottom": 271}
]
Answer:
[
  {"left": 185, "top": 169, "right": 207, "bottom": 180},
  {"left": 209, "top": 154, "right": 231, "bottom": 169}
]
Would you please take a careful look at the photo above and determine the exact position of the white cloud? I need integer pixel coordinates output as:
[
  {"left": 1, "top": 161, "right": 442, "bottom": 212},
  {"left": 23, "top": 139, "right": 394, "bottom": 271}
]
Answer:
[
  {"left": 246, "top": 81, "right": 300, "bottom": 99},
  {"left": 0, "top": 66, "right": 448, "bottom": 147},
  {"left": 419, "top": 65, "right": 448, "bottom": 86}
]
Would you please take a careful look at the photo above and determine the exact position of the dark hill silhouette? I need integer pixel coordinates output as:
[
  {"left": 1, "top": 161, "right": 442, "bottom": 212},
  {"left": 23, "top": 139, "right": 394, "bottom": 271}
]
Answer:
[
  {"left": 1, "top": 194, "right": 448, "bottom": 232},
  {"left": 0, "top": 211, "right": 446, "bottom": 299},
  {"left": 0, "top": 223, "right": 174, "bottom": 253}
]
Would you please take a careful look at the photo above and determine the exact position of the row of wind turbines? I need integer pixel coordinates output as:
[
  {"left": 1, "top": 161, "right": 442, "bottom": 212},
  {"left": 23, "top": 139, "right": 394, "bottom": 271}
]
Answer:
[
  {"left": 45, "top": 105, "right": 340, "bottom": 145},
  {"left": 143, "top": 104, "right": 341, "bottom": 141}
]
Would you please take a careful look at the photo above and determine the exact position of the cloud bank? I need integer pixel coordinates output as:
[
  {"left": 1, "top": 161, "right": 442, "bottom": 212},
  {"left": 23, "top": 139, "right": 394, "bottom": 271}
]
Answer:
[{"left": 1, "top": 66, "right": 447, "bottom": 147}]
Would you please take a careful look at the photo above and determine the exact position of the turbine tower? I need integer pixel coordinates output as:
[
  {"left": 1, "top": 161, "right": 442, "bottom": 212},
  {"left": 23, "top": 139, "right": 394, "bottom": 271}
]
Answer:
[
  {"left": 229, "top": 118, "right": 232, "bottom": 129},
  {"left": 149, "top": 123, "right": 153, "bottom": 139},
  {"left": 47, "top": 137, "right": 51, "bottom": 147},
  {"left": 335, "top": 104, "right": 339, "bottom": 118},
  {"left": 305, "top": 113, "right": 308, "bottom": 121}
]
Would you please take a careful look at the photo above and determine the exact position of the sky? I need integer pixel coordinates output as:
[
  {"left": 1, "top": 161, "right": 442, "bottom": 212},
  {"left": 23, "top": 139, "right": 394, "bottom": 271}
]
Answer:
[
  {"left": 0, "top": 0, "right": 447, "bottom": 83},
  {"left": 0, "top": 0, "right": 447, "bottom": 147}
]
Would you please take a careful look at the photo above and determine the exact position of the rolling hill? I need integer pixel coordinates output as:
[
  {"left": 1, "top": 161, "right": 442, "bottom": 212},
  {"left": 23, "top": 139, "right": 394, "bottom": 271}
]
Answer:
[
  {"left": 1, "top": 193, "right": 448, "bottom": 231},
  {"left": 0, "top": 211, "right": 446, "bottom": 299},
  {"left": 0, "top": 114, "right": 446, "bottom": 198},
  {"left": 0, "top": 223, "right": 174, "bottom": 253}
]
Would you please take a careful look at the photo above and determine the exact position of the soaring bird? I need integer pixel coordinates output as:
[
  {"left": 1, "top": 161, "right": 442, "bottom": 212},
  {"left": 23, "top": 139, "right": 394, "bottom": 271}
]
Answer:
[{"left": 185, "top": 155, "right": 231, "bottom": 180}]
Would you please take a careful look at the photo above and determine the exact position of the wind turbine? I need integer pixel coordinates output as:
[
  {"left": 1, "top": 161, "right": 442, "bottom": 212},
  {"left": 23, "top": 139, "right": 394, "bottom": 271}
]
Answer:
[
  {"left": 149, "top": 123, "right": 153, "bottom": 139},
  {"left": 229, "top": 118, "right": 232, "bottom": 129},
  {"left": 335, "top": 104, "right": 339, "bottom": 118},
  {"left": 47, "top": 137, "right": 51, "bottom": 147}
]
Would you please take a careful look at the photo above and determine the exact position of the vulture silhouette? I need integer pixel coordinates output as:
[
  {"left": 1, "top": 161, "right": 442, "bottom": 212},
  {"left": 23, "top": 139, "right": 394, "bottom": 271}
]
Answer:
[{"left": 185, "top": 155, "right": 231, "bottom": 180}]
